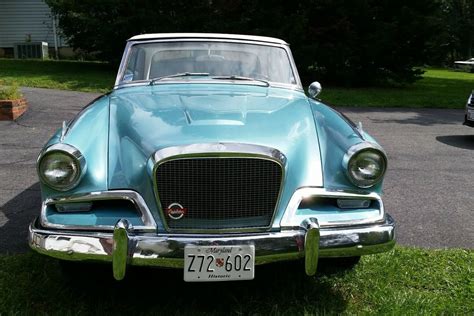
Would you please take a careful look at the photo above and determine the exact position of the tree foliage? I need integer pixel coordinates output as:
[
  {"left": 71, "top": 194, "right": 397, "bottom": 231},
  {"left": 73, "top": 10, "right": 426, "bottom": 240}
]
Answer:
[
  {"left": 429, "top": 0, "right": 474, "bottom": 64},
  {"left": 47, "top": 0, "right": 441, "bottom": 86}
]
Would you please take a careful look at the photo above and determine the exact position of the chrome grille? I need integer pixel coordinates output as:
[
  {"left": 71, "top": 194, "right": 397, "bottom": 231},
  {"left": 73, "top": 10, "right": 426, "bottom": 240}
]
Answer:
[{"left": 155, "top": 157, "right": 282, "bottom": 231}]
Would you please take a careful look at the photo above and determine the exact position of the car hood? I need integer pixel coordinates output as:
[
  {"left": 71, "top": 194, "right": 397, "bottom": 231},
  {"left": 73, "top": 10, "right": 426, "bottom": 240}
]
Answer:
[{"left": 107, "top": 84, "right": 323, "bottom": 195}]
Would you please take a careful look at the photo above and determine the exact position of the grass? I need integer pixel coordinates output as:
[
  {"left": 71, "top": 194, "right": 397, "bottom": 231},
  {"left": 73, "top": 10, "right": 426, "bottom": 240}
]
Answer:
[
  {"left": 322, "top": 68, "right": 474, "bottom": 108},
  {"left": 0, "top": 58, "right": 473, "bottom": 107},
  {"left": 0, "top": 247, "right": 472, "bottom": 315},
  {"left": 0, "top": 58, "right": 115, "bottom": 93},
  {"left": 0, "top": 83, "right": 22, "bottom": 100}
]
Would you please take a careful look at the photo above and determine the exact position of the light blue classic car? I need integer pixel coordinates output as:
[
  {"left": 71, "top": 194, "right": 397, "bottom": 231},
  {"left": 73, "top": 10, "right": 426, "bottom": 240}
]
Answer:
[{"left": 29, "top": 33, "right": 395, "bottom": 281}]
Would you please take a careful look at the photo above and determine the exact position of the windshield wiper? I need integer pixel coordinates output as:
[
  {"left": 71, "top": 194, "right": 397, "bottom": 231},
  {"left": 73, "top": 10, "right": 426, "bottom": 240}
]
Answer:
[
  {"left": 211, "top": 75, "right": 270, "bottom": 87},
  {"left": 150, "top": 72, "right": 210, "bottom": 85}
]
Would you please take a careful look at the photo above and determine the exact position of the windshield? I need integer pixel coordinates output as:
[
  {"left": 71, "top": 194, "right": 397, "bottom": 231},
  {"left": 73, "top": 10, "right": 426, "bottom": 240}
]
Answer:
[{"left": 120, "top": 41, "right": 297, "bottom": 86}]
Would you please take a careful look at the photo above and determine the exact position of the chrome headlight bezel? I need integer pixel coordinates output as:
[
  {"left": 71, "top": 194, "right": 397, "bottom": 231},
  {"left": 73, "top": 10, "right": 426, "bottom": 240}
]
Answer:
[
  {"left": 37, "top": 143, "right": 86, "bottom": 191},
  {"left": 343, "top": 142, "right": 387, "bottom": 189}
]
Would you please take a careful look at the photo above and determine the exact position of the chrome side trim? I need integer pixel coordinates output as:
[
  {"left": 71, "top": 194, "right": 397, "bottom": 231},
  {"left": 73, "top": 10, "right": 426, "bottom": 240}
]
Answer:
[
  {"left": 36, "top": 143, "right": 87, "bottom": 192},
  {"left": 151, "top": 143, "right": 286, "bottom": 234},
  {"left": 280, "top": 187, "right": 385, "bottom": 228},
  {"left": 39, "top": 190, "right": 157, "bottom": 232}
]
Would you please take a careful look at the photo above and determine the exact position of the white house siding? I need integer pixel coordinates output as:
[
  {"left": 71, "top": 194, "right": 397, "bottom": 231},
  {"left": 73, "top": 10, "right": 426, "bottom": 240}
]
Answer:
[{"left": 0, "top": 0, "right": 65, "bottom": 48}]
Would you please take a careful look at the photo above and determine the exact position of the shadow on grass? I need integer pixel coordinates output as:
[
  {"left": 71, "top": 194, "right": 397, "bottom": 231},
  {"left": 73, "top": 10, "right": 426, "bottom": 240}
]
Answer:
[
  {"left": 13, "top": 255, "right": 351, "bottom": 314},
  {"left": 436, "top": 134, "right": 474, "bottom": 150}
]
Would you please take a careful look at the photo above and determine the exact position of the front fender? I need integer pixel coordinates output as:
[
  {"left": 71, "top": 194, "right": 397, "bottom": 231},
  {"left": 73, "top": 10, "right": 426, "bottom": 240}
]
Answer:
[
  {"left": 310, "top": 100, "right": 384, "bottom": 194},
  {"left": 39, "top": 95, "right": 110, "bottom": 198}
]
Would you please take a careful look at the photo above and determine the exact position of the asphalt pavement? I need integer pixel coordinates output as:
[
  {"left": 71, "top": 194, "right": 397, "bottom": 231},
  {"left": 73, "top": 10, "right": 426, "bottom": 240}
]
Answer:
[
  {"left": 342, "top": 107, "right": 473, "bottom": 249},
  {"left": 0, "top": 87, "right": 472, "bottom": 253}
]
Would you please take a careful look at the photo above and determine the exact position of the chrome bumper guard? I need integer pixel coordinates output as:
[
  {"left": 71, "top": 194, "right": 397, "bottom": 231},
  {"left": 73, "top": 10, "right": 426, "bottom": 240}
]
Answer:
[{"left": 29, "top": 215, "right": 395, "bottom": 280}]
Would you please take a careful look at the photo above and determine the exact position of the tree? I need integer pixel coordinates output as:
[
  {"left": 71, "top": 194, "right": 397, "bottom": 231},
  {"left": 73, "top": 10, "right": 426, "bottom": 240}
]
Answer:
[
  {"left": 47, "top": 0, "right": 440, "bottom": 86},
  {"left": 443, "top": 0, "right": 474, "bottom": 62}
]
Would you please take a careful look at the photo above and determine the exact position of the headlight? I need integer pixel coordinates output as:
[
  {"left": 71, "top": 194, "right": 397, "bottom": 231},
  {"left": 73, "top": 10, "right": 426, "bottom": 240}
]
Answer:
[
  {"left": 343, "top": 143, "right": 387, "bottom": 188},
  {"left": 37, "top": 144, "right": 85, "bottom": 191}
]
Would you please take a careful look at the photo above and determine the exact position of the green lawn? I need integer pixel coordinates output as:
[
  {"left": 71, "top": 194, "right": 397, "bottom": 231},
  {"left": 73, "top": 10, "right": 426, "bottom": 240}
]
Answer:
[
  {"left": 0, "top": 247, "right": 472, "bottom": 314},
  {"left": 0, "top": 58, "right": 473, "bottom": 108},
  {"left": 322, "top": 68, "right": 474, "bottom": 108},
  {"left": 0, "top": 58, "right": 115, "bottom": 93}
]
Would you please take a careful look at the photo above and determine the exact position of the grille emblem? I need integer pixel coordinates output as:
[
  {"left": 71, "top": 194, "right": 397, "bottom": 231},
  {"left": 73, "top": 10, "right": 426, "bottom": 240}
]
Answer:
[{"left": 165, "top": 202, "right": 187, "bottom": 220}]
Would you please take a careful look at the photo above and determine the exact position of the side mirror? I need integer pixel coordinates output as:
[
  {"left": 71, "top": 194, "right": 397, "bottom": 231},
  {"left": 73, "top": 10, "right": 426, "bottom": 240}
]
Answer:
[{"left": 308, "top": 81, "right": 322, "bottom": 99}]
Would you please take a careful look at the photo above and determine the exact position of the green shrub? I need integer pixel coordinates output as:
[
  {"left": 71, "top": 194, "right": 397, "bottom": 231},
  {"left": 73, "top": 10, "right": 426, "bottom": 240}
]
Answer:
[{"left": 0, "top": 83, "right": 22, "bottom": 100}]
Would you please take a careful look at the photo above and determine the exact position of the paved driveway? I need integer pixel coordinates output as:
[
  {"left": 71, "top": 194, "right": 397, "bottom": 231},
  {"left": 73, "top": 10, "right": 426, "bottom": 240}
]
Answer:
[
  {"left": 0, "top": 88, "right": 100, "bottom": 253},
  {"left": 342, "top": 107, "right": 473, "bottom": 249},
  {"left": 0, "top": 87, "right": 472, "bottom": 253}
]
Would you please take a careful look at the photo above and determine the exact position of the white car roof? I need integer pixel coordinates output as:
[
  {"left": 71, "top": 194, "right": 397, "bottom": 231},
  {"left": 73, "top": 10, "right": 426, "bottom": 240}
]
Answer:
[{"left": 128, "top": 33, "right": 288, "bottom": 45}]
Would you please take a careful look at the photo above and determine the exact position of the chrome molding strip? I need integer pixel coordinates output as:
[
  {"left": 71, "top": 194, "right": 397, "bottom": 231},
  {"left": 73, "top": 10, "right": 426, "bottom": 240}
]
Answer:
[
  {"left": 115, "top": 41, "right": 133, "bottom": 87},
  {"left": 280, "top": 187, "right": 385, "bottom": 229},
  {"left": 356, "top": 122, "right": 366, "bottom": 140},
  {"left": 150, "top": 143, "right": 287, "bottom": 234},
  {"left": 60, "top": 121, "right": 68, "bottom": 142},
  {"left": 40, "top": 190, "right": 157, "bottom": 232},
  {"left": 128, "top": 33, "right": 289, "bottom": 45},
  {"left": 152, "top": 142, "right": 287, "bottom": 165},
  {"left": 114, "top": 79, "right": 303, "bottom": 92}
]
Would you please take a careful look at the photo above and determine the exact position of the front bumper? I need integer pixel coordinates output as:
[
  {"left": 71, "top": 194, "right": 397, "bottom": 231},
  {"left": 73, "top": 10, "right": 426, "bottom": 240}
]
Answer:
[{"left": 29, "top": 215, "right": 395, "bottom": 280}]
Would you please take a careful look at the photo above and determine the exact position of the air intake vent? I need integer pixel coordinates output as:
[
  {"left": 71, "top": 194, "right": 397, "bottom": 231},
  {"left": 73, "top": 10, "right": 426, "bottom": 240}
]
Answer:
[{"left": 14, "top": 42, "right": 49, "bottom": 59}]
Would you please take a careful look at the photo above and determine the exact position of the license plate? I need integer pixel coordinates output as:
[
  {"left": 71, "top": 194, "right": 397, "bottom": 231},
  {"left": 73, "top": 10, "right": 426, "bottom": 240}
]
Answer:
[{"left": 184, "top": 245, "right": 255, "bottom": 282}]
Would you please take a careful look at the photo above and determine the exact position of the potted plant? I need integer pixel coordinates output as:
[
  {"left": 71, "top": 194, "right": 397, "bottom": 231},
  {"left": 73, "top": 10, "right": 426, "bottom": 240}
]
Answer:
[{"left": 0, "top": 83, "right": 28, "bottom": 120}]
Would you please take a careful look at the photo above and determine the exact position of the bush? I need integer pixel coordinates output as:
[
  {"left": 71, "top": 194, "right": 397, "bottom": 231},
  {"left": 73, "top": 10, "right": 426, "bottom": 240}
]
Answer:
[
  {"left": 0, "top": 83, "right": 22, "bottom": 100},
  {"left": 47, "top": 0, "right": 440, "bottom": 86}
]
